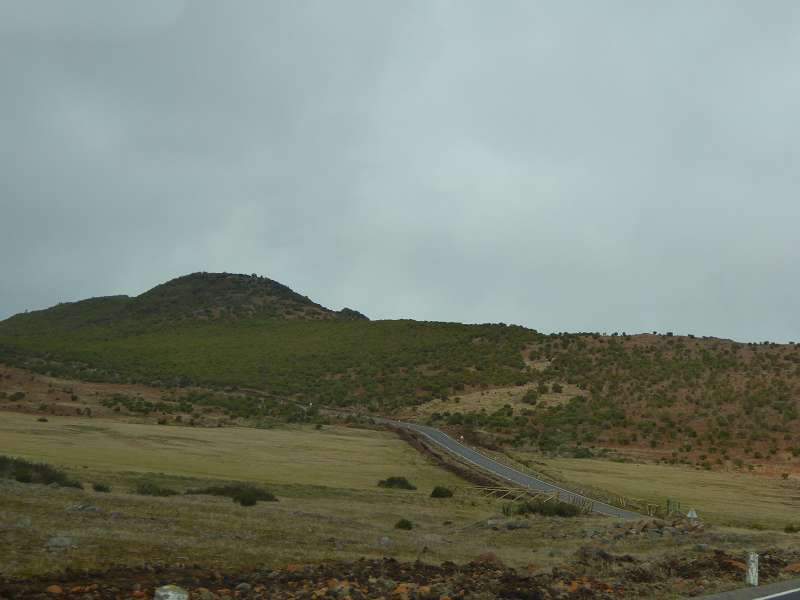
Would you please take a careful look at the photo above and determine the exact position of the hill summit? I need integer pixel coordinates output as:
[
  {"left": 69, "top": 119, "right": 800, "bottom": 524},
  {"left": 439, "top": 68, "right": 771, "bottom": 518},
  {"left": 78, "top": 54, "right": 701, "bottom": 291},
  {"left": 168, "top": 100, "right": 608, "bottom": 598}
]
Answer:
[
  {"left": 129, "top": 272, "right": 367, "bottom": 322},
  {"left": 1, "top": 272, "right": 367, "bottom": 332}
]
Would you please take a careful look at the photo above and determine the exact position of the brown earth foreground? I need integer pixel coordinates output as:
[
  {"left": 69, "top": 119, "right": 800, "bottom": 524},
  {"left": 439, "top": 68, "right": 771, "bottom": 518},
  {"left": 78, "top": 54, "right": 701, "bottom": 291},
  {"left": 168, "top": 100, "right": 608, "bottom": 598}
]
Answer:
[{"left": 3, "top": 549, "right": 800, "bottom": 600}]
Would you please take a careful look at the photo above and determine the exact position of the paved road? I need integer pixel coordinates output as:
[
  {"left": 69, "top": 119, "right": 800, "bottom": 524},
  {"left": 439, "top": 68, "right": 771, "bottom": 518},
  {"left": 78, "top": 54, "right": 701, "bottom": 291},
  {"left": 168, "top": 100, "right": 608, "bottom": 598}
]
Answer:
[
  {"left": 381, "top": 418, "right": 642, "bottom": 519},
  {"left": 697, "top": 579, "right": 800, "bottom": 599}
]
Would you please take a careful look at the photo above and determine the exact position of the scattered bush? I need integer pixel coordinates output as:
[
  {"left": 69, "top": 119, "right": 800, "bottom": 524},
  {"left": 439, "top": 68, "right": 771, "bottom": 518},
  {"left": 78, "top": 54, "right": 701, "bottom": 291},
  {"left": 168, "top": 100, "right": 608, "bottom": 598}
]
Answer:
[
  {"left": 378, "top": 476, "right": 417, "bottom": 490},
  {"left": 785, "top": 523, "right": 800, "bottom": 534},
  {"left": 430, "top": 486, "right": 454, "bottom": 498},
  {"left": 0, "top": 455, "right": 81, "bottom": 488},
  {"left": 571, "top": 447, "right": 594, "bottom": 459},
  {"left": 37, "top": 417, "right": 48, "bottom": 422},
  {"left": 185, "top": 482, "right": 277, "bottom": 506},
  {"left": 92, "top": 482, "right": 111, "bottom": 493},
  {"left": 395, "top": 518, "right": 413, "bottom": 530},
  {"left": 504, "top": 498, "right": 581, "bottom": 518},
  {"left": 133, "top": 481, "right": 179, "bottom": 497}
]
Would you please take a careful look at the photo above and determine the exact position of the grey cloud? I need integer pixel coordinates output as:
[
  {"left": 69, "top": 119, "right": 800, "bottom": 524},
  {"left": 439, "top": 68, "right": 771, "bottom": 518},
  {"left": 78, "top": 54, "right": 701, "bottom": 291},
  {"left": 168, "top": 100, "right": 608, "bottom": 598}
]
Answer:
[{"left": 2, "top": 1, "right": 799, "bottom": 342}]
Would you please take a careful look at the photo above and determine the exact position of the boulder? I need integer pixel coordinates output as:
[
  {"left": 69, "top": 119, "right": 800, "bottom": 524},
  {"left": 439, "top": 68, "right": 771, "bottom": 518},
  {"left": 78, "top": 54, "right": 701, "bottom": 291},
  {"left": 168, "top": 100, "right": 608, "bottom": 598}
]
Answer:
[
  {"left": 154, "top": 585, "right": 189, "bottom": 600},
  {"left": 46, "top": 536, "right": 75, "bottom": 551}
]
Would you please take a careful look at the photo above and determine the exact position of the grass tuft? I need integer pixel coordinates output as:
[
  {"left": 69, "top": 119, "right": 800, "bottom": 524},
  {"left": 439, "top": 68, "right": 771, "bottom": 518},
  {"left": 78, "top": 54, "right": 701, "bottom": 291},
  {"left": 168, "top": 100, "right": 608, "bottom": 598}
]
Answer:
[
  {"left": 378, "top": 476, "right": 417, "bottom": 490},
  {"left": 430, "top": 486, "right": 454, "bottom": 498},
  {"left": 133, "top": 481, "right": 179, "bottom": 497}
]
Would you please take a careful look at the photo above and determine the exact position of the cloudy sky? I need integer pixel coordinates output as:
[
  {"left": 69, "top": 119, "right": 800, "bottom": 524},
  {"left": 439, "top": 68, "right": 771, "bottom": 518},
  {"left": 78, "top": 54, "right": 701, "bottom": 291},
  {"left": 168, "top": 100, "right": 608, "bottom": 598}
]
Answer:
[{"left": 2, "top": 1, "right": 799, "bottom": 342}]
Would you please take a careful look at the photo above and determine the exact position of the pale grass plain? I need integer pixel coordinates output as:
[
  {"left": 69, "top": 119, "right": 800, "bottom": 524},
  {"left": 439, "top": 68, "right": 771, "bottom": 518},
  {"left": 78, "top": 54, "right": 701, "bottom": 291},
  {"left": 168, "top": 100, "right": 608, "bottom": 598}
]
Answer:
[
  {"left": 0, "top": 412, "right": 464, "bottom": 489},
  {"left": 0, "top": 412, "right": 793, "bottom": 582},
  {"left": 510, "top": 453, "right": 800, "bottom": 530},
  {"left": 0, "top": 412, "right": 601, "bottom": 577}
]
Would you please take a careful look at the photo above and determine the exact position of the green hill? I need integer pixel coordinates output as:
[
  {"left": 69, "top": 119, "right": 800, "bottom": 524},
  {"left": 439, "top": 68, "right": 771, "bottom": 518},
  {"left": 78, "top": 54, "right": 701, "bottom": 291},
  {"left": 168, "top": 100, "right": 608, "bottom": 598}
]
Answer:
[
  {"left": 4, "top": 273, "right": 799, "bottom": 473},
  {"left": 1, "top": 273, "right": 366, "bottom": 334},
  {"left": 0, "top": 273, "right": 537, "bottom": 410}
]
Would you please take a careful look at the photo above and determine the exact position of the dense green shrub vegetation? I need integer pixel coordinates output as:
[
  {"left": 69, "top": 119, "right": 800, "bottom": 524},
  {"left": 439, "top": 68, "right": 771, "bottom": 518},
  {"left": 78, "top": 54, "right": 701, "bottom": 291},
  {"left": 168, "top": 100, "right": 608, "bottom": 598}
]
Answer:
[
  {"left": 0, "top": 455, "right": 81, "bottom": 488},
  {"left": 394, "top": 518, "right": 414, "bottom": 530},
  {"left": 378, "top": 476, "right": 417, "bottom": 490},
  {"left": 0, "top": 318, "right": 536, "bottom": 411}
]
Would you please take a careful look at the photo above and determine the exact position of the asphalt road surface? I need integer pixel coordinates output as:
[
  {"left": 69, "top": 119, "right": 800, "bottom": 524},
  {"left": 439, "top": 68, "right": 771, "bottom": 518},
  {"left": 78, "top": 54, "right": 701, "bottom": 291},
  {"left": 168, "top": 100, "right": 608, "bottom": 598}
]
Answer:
[
  {"left": 698, "top": 579, "right": 800, "bottom": 599},
  {"left": 383, "top": 418, "right": 642, "bottom": 519},
  {"left": 376, "top": 417, "right": 800, "bottom": 597}
]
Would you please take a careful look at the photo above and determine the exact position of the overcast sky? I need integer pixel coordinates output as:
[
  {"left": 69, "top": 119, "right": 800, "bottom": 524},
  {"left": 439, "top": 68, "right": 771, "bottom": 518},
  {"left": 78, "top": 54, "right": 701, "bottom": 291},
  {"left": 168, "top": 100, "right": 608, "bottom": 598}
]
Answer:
[{"left": 2, "top": 1, "right": 799, "bottom": 342}]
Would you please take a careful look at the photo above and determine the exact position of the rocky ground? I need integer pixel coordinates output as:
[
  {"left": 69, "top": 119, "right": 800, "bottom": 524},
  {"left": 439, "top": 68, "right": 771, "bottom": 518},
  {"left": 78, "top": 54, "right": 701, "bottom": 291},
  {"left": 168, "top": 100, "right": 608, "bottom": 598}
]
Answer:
[{"left": 3, "top": 545, "right": 800, "bottom": 600}]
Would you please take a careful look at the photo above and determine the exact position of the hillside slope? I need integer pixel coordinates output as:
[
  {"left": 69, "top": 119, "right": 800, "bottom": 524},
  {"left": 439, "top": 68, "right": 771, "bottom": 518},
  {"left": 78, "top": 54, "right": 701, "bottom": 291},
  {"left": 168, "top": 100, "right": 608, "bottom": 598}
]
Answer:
[
  {"left": 0, "top": 273, "right": 537, "bottom": 410},
  {"left": 2, "top": 274, "right": 800, "bottom": 473},
  {"left": 425, "top": 333, "right": 800, "bottom": 473}
]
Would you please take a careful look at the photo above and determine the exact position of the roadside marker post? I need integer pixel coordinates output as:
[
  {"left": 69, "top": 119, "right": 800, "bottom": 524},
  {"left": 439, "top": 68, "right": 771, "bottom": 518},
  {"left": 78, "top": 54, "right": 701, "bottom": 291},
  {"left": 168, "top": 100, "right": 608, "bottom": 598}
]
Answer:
[{"left": 746, "top": 552, "right": 759, "bottom": 587}]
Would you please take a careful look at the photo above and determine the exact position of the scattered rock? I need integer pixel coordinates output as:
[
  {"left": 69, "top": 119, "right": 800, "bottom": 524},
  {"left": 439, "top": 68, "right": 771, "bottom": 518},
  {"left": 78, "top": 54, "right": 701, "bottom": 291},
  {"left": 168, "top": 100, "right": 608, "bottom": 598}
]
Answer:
[
  {"left": 577, "top": 547, "right": 615, "bottom": 563},
  {"left": 66, "top": 503, "right": 103, "bottom": 513},
  {"left": 472, "top": 552, "right": 504, "bottom": 567},
  {"left": 154, "top": 584, "right": 189, "bottom": 600},
  {"left": 377, "top": 536, "right": 393, "bottom": 548},
  {"left": 785, "top": 562, "right": 800, "bottom": 574},
  {"left": 234, "top": 582, "right": 252, "bottom": 594},
  {"left": 5, "top": 549, "right": 800, "bottom": 600},
  {"left": 419, "top": 533, "right": 444, "bottom": 544},
  {"left": 46, "top": 536, "right": 75, "bottom": 551}
]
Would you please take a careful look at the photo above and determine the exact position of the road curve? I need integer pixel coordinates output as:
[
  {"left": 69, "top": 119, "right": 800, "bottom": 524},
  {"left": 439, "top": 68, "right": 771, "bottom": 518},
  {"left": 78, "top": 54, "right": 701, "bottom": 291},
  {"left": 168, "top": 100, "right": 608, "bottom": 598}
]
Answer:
[{"left": 382, "top": 418, "right": 642, "bottom": 519}]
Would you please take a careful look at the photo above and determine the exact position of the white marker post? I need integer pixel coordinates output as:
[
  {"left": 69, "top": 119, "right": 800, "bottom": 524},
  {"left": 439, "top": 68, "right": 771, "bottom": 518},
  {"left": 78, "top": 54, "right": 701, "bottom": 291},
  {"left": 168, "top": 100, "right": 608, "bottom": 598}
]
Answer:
[{"left": 746, "top": 552, "right": 759, "bottom": 587}]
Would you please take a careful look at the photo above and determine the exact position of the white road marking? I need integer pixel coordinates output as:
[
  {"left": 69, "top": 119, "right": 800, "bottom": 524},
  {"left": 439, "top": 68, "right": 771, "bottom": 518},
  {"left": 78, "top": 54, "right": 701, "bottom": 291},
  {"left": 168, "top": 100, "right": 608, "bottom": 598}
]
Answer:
[{"left": 755, "top": 587, "right": 800, "bottom": 600}]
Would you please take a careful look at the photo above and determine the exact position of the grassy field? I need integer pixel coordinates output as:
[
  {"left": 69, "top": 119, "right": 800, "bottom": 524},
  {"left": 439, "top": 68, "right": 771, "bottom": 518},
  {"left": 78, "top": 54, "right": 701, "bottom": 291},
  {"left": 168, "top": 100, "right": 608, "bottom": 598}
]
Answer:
[
  {"left": 524, "top": 455, "right": 800, "bottom": 530},
  {"left": 1, "top": 412, "right": 794, "bottom": 585},
  {"left": 0, "top": 413, "right": 574, "bottom": 577},
  {"left": 0, "top": 412, "right": 462, "bottom": 489}
]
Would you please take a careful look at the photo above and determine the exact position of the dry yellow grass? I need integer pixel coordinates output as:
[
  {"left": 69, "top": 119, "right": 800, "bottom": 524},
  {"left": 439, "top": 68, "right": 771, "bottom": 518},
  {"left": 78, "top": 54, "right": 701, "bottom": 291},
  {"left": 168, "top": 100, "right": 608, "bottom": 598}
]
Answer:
[
  {"left": 525, "top": 455, "right": 800, "bottom": 530},
  {"left": 0, "top": 412, "right": 604, "bottom": 577},
  {"left": 0, "top": 412, "right": 463, "bottom": 490},
  {"left": 1, "top": 411, "right": 794, "bottom": 581},
  {"left": 400, "top": 383, "right": 581, "bottom": 420}
]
